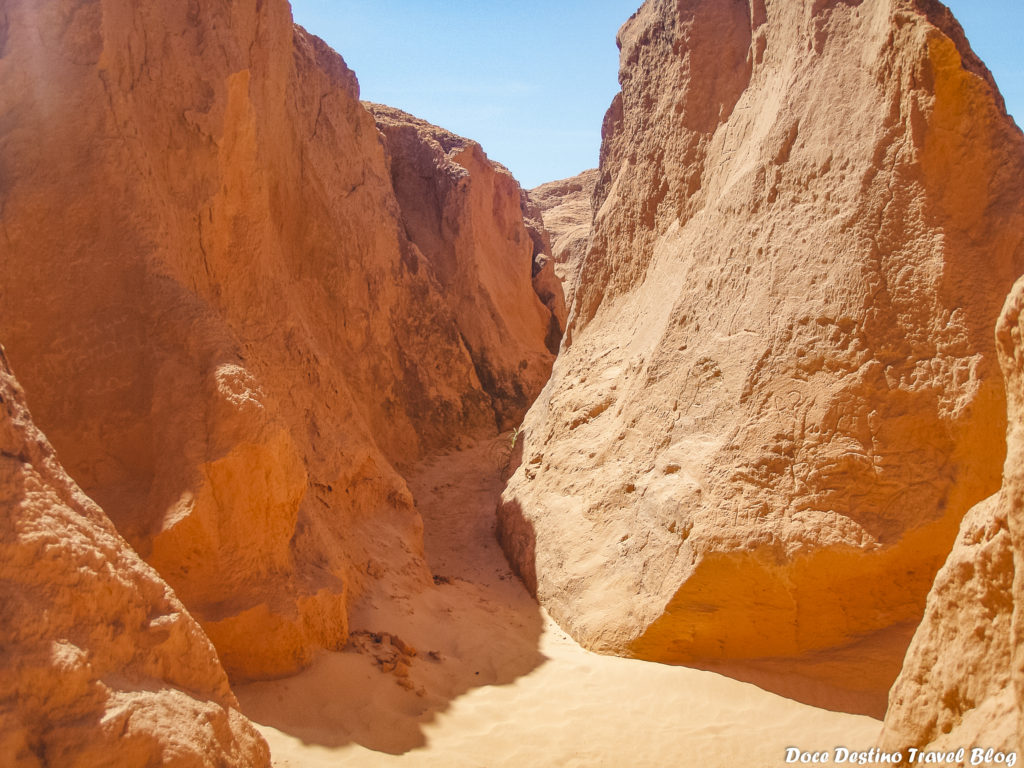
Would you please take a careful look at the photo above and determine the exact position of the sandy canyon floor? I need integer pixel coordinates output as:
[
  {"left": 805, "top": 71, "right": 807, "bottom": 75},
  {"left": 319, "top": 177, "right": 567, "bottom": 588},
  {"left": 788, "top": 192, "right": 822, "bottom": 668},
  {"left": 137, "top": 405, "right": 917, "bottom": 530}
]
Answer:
[{"left": 235, "top": 439, "right": 881, "bottom": 767}]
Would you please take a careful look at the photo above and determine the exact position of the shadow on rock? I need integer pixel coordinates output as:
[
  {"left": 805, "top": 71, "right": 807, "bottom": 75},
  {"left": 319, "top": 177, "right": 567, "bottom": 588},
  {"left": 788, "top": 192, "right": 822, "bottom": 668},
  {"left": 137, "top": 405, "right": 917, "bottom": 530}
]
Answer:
[{"left": 234, "top": 439, "right": 546, "bottom": 755}]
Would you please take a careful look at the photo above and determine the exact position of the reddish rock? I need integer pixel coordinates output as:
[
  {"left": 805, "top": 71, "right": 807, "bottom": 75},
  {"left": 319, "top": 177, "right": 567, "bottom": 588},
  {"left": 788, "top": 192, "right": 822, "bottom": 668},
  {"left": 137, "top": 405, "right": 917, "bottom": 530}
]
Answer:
[
  {"left": 0, "top": 0, "right": 553, "bottom": 681},
  {"left": 518, "top": 189, "right": 569, "bottom": 345},
  {"left": 531, "top": 253, "right": 568, "bottom": 352},
  {"left": 368, "top": 104, "right": 559, "bottom": 417},
  {"left": 0, "top": 348, "right": 269, "bottom": 767},
  {"left": 519, "top": 188, "right": 554, "bottom": 270},
  {"left": 499, "top": 0, "right": 1024, "bottom": 708},
  {"left": 528, "top": 169, "right": 599, "bottom": 308}
]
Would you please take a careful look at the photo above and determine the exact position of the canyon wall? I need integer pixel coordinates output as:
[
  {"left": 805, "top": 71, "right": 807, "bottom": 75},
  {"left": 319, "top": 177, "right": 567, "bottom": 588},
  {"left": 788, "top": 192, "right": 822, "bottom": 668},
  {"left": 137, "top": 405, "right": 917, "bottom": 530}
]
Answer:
[
  {"left": 879, "top": 495, "right": 1016, "bottom": 753},
  {"left": 880, "top": 274, "right": 1024, "bottom": 756},
  {"left": 499, "top": 0, "right": 1024, "bottom": 704},
  {"left": 518, "top": 193, "right": 569, "bottom": 349},
  {"left": 0, "top": 349, "right": 270, "bottom": 767},
  {"left": 1007, "top": 277, "right": 1024, "bottom": 760},
  {"left": 528, "top": 169, "right": 599, "bottom": 308},
  {"left": 368, "top": 104, "right": 559, "bottom": 417},
  {"left": 0, "top": 0, "right": 554, "bottom": 682}
]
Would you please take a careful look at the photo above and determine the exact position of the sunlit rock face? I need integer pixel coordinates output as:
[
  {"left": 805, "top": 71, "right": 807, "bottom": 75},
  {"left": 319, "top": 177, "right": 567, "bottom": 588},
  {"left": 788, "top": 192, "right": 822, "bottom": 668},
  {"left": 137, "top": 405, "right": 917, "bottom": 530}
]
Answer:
[
  {"left": 881, "top": 275, "right": 1024, "bottom": 756},
  {"left": 879, "top": 497, "right": 1017, "bottom": 755},
  {"left": 528, "top": 169, "right": 599, "bottom": 309},
  {"left": 0, "top": 349, "right": 271, "bottom": 768},
  {"left": 1007, "top": 279, "right": 1024, "bottom": 760},
  {"left": 0, "top": 0, "right": 554, "bottom": 681},
  {"left": 499, "top": 0, "right": 1024, "bottom": 704}
]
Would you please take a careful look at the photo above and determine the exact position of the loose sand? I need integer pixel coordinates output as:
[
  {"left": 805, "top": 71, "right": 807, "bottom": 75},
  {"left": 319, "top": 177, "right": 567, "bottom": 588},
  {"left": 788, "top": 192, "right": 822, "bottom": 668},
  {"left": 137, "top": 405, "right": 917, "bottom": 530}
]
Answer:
[{"left": 236, "top": 439, "right": 882, "bottom": 767}]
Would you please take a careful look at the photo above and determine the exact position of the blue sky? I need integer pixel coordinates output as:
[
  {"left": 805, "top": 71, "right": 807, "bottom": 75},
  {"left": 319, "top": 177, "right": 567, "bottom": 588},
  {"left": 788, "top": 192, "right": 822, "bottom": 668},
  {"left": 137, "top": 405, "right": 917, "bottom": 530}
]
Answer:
[{"left": 290, "top": 0, "right": 1022, "bottom": 190}]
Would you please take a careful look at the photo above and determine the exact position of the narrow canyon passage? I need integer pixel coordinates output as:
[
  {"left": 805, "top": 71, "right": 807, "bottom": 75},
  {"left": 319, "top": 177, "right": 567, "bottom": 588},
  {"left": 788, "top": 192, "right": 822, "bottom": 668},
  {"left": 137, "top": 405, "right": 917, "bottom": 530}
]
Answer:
[
  {"left": 3, "top": 0, "right": 1024, "bottom": 763},
  {"left": 236, "top": 438, "right": 882, "bottom": 768}
]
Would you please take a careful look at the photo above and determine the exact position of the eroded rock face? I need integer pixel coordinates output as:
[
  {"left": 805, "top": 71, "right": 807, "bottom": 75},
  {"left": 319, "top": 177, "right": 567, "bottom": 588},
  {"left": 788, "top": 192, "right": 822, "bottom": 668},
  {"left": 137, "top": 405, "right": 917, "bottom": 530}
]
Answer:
[
  {"left": 879, "top": 496, "right": 1016, "bottom": 754},
  {"left": 518, "top": 190, "right": 569, "bottom": 345},
  {"left": 499, "top": 0, "right": 1024, "bottom": 702},
  {"left": 367, "top": 104, "right": 558, "bottom": 421},
  {"left": 0, "top": 0, "right": 552, "bottom": 681},
  {"left": 880, "top": 275, "right": 1024, "bottom": 756},
  {"left": 1000, "top": 277, "right": 1024, "bottom": 757},
  {"left": 528, "top": 169, "right": 599, "bottom": 309},
  {"left": 0, "top": 349, "right": 269, "bottom": 768}
]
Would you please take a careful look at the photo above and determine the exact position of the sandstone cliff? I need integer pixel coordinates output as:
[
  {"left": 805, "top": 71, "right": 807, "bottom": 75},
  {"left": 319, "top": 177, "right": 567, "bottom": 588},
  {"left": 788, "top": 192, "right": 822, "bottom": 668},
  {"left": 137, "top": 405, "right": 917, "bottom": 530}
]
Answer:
[
  {"left": 367, "top": 104, "right": 559, "bottom": 415},
  {"left": 879, "top": 497, "right": 1017, "bottom": 755},
  {"left": 880, "top": 275, "right": 1024, "bottom": 757},
  {"left": 528, "top": 169, "right": 599, "bottom": 308},
  {"left": 499, "top": 0, "right": 1024, "bottom": 707},
  {"left": 0, "top": 0, "right": 554, "bottom": 682},
  {"left": 0, "top": 349, "right": 270, "bottom": 767},
  {"left": 518, "top": 190, "right": 569, "bottom": 347},
  {"left": 1007, "top": 281, "right": 1024, "bottom": 761}
]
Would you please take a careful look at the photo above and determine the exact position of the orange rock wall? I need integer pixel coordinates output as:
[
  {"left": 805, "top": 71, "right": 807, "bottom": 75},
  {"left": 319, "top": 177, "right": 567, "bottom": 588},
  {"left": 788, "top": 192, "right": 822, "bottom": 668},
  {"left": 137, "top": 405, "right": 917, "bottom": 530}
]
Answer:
[
  {"left": 880, "top": 275, "right": 1024, "bottom": 756},
  {"left": 528, "top": 169, "right": 599, "bottom": 308},
  {"left": 368, "top": 104, "right": 557, "bottom": 426},
  {"left": 879, "top": 495, "right": 1016, "bottom": 754},
  {"left": 519, "top": 190, "right": 569, "bottom": 346},
  {"left": 499, "top": 0, "right": 1024, "bottom": 702},
  {"left": 0, "top": 0, "right": 554, "bottom": 681},
  {"left": 0, "top": 349, "right": 270, "bottom": 767}
]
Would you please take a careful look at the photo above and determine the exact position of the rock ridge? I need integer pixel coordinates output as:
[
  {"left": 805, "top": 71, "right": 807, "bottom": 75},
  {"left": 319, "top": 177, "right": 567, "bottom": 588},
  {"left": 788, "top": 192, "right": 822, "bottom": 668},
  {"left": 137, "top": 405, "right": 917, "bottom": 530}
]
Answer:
[{"left": 499, "top": 0, "right": 1024, "bottom": 710}]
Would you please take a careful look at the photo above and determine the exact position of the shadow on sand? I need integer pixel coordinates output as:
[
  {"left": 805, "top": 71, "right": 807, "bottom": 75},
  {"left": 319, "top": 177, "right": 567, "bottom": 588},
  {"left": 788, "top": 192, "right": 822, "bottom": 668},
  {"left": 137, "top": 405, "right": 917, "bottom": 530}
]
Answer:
[
  {"left": 690, "top": 620, "right": 920, "bottom": 719},
  {"left": 234, "top": 439, "right": 544, "bottom": 755}
]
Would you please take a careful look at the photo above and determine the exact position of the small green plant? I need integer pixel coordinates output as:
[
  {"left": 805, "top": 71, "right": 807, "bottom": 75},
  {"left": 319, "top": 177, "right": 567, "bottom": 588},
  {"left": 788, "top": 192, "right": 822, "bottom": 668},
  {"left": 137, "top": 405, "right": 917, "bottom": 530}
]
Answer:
[{"left": 488, "top": 425, "right": 523, "bottom": 480}]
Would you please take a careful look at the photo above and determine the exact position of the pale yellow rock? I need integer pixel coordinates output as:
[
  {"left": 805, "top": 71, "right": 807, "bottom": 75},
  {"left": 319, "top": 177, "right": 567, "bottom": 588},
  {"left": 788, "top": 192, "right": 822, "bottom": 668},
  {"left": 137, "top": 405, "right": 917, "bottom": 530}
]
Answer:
[
  {"left": 1001, "top": 277, "right": 1024, "bottom": 757},
  {"left": 499, "top": 0, "right": 1024, "bottom": 711}
]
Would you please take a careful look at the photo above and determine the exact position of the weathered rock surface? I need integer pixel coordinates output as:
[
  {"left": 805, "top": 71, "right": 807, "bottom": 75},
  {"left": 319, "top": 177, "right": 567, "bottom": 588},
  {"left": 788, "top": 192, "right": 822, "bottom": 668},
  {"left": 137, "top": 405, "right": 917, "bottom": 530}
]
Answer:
[
  {"left": 879, "top": 497, "right": 1016, "bottom": 755},
  {"left": 530, "top": 253, "right": 568, "bottom": 352},
  {"left": 367, "top": 104, "right": 559, "bottom": 416},
  {"left": 499, "top": 0, "right": 1024, "bottom": 706},
  {"left": 1008, "top": 283, "right": 1024, "bottom": 760},
  {"left": 996, "top": 276, "right": 1024, "bottom": 756},
  {"left": 528, "top": 169, "right": 599, "bottom": 308},
  {"left": 518, "top": 189, "right": 569, "bottom": 345},
  {"left": 0, "top": 0, "right": 553, "bottom": 681},
  {"left": 880, "top": 275, "right": 1024, "bottom": 758},
  {"left": 0, "top": 348, "right": 270, "bottom": 768}
]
